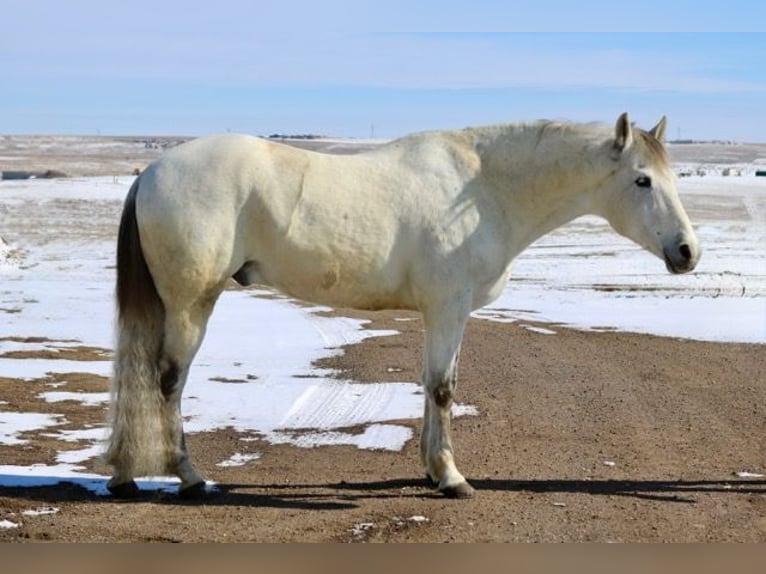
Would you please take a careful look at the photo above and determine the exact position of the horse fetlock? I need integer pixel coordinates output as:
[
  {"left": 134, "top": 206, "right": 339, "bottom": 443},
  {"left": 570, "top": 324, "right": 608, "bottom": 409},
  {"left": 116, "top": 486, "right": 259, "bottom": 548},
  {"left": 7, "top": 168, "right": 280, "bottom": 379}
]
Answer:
[
  {"left": 425, "top": 454, "right": 474, "bottom": 498},
  {"left": 431, "top": 459, "right": 474, "bottom": 498}
]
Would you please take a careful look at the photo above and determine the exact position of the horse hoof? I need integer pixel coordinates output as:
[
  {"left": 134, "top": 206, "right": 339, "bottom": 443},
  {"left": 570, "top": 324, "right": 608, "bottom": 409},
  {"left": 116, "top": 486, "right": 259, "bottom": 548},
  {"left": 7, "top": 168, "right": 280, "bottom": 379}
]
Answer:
[
  {"left": 424, "top": 473, "right": 438, "bottom": 486},
  {"left": 440, "top": 481, "right": 475, "bottom": 499},
  {"left": 178, "top": 481, "right": 208, "bottom": 500},
  {"left": 107, "top": 479, "right": 139, "bottom": 499}
]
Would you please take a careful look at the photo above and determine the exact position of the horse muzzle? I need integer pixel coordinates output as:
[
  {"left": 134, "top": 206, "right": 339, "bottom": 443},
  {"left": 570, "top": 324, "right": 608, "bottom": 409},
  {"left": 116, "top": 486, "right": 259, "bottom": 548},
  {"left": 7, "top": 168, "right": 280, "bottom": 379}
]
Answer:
[{"left": 663, "top": 240, "right": 700, "bottom": 274}]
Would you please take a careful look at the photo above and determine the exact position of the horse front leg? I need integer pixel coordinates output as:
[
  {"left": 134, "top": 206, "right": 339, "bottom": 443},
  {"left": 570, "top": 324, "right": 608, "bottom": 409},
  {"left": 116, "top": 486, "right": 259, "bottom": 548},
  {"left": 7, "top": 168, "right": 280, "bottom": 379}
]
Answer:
[{"left": 420, "top": 305, "right": 474, "bottom": 498}]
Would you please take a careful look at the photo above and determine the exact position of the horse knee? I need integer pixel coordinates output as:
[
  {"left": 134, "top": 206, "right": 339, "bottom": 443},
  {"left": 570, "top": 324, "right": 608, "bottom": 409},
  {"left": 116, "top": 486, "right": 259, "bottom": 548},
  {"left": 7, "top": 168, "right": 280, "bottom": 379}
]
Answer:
[
  {"left": 431, "top": 386, "right": 453, "bottom": 408},
  {"left": 427, "top": 371, "right": 456, "bottom": 408}
]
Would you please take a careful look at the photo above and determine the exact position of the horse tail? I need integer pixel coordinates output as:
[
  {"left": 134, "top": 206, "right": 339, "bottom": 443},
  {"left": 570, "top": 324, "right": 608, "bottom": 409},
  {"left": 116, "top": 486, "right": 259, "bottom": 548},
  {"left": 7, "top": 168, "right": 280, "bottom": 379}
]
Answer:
[{"left": 104, "top": 175, "right": 172, "bottom": 478}]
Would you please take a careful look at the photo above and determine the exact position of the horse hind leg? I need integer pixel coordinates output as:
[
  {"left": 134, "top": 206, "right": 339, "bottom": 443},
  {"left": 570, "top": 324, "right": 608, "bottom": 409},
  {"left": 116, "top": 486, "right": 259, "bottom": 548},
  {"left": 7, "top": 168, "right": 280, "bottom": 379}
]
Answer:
[
  {"left": 107, "top": 296, "right": 217, "bottom": 499},
  {"left": 107, "top": 178, "right": 226, "bottom": 498},
  {"left": 157, "top": 296, "right": 221, "bottom": 498}
]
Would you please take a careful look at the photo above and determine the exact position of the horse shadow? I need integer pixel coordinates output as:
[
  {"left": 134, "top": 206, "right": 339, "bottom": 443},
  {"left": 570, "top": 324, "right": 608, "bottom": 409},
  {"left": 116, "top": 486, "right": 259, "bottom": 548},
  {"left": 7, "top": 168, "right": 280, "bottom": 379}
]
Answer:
[
  {"left": 290, "top": 476, "right": 766, "bottom": 504},
  {"left": 3, "top": 473, "right": 764, "bottom": 509},
  {"left": 0, "top": 473, "right": 356, "bottom": 511}
]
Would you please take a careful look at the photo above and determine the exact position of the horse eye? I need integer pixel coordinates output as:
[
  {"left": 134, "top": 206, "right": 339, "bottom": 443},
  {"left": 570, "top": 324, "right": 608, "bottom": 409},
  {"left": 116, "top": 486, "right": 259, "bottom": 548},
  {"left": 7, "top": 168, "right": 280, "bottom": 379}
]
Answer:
[{"left": 635, "top": 176, "right": 652, "bottom": 188}]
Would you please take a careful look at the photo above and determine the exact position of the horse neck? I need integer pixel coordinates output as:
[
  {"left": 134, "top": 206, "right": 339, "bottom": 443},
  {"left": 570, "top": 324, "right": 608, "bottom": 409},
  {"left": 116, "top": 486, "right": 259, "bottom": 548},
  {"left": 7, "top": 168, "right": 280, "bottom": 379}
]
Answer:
[{"left": 472, "top": 122, "right": 613, "bottom": 250}]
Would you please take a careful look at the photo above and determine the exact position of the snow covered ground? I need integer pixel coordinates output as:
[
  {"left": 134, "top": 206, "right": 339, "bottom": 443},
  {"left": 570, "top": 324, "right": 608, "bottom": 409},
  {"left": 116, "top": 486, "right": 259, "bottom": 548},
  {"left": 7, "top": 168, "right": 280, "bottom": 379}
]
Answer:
[{"left": 0, "top": 166, "right": 764, "bottom": 496}]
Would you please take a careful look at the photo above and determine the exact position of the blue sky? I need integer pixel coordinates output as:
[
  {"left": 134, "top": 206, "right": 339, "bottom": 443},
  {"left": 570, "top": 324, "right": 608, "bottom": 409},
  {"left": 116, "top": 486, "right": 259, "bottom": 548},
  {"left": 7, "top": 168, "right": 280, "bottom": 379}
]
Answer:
[{"left": 2, "top": 2, "right": 766, "bottom": 141}]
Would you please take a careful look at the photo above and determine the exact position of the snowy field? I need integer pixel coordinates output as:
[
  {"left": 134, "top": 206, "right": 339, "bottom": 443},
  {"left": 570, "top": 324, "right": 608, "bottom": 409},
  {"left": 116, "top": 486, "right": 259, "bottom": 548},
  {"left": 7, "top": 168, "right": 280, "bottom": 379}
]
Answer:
[{"left": 0, "top": 149, "right": 764, "bottom": 498}]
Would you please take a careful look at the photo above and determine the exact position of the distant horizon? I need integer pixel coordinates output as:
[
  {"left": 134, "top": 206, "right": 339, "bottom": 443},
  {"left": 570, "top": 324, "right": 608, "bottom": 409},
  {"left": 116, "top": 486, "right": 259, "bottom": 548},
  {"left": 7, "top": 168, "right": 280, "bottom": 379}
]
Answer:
[{"left": 3, "top": 131, "right": 766, "bottom": 146}]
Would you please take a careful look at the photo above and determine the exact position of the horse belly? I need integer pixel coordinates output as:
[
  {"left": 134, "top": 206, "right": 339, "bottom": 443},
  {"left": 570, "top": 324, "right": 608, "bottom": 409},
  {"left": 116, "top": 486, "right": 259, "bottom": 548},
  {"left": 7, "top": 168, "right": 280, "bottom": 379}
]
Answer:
[{"left": 254, "top": 236, "right": 414, "bottom": 310}]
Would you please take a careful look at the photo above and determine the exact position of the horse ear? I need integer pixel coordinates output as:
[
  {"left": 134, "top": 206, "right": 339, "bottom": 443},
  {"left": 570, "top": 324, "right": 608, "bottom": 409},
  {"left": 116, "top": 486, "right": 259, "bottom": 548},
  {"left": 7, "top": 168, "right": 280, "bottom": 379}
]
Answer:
[
  {"left": 614, "top": 112, "right": 633, "bottom": 152},
  {"left": 649, "top": 116, "right": 667, "bottom": 141}
]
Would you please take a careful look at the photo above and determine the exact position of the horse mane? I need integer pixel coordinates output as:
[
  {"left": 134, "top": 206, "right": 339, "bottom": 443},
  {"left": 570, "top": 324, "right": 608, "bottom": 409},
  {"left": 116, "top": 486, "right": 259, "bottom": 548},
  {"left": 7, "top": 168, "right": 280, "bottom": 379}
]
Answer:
[
  {"left": 531, "top": 119, "right": 670, "bottom": 168},
  {"left": 396, "top": 119, "right": 671, "bottom": 171}
]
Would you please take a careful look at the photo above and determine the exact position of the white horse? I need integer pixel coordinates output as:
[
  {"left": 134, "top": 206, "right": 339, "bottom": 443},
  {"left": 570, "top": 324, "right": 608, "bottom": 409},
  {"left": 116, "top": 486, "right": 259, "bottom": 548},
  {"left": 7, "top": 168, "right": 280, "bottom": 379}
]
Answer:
[{"left": 105, "top": 113, "right": 699, "bottom": 499}]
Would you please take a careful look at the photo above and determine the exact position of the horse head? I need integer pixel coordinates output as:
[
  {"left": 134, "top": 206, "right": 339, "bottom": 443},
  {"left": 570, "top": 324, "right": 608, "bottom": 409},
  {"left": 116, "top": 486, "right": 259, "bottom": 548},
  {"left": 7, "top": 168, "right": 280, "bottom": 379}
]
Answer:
[{"left": 599, "top": 113, "right": 700, "bottom": 274}]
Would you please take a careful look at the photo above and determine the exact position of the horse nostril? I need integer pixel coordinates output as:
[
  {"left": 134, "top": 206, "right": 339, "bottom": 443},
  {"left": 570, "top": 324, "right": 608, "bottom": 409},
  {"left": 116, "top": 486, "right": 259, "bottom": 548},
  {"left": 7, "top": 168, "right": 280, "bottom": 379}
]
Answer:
[{"left": 679, "top": 244, "right": 692, "bottom": 261}]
